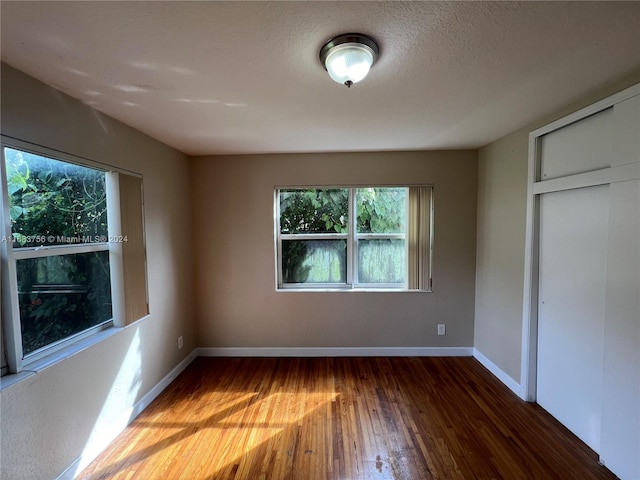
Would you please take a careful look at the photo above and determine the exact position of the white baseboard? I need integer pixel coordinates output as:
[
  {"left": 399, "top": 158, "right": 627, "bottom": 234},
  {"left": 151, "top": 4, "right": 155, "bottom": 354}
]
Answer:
[
  {"left": 473, "top": 348, "right": 521, "bottom": 396},
  {"left": 57, "top": 348, "right": 198, "bottom": 480},
  {"left": 198, "top": 346, "right": 474, "bottom": 357},
  {"left": 128, "top": 348, "right": 198, "bottom": 421}
]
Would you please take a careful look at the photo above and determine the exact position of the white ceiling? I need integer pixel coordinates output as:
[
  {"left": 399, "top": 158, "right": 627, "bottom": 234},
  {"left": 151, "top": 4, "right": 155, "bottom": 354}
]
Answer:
[{"left": 1, "top": 1, "right": 639, "bottom": 156}]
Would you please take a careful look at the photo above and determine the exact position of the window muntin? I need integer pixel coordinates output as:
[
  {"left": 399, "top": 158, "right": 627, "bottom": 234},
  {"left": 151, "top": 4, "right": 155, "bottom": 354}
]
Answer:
[{"left": 276, "top": 186, "right": 431, "bottom": 290}]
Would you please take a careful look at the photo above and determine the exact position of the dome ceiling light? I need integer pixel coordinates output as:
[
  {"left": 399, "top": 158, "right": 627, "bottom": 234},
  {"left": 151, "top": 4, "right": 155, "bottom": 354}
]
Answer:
[{"left": 319, "top": 33, "right": 379, "bottom": 88}]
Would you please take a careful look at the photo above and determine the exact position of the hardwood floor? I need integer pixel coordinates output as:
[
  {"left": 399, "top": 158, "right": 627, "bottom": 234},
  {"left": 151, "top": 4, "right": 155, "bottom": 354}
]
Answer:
[{"left": 78, "top": 357, "right": 617, "bottom": 480}]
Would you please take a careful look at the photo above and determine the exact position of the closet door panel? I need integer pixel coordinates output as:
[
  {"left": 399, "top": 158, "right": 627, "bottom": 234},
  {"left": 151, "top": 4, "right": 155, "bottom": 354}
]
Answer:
[
  {"left": 540, "top": 108, "right": 613, "bottom": 180},
  {"left": 599, "top": 182, "right": 640, "bottom": 478},
  {"left": 537, "top": 185, "right": 609, "bottom": 452}
]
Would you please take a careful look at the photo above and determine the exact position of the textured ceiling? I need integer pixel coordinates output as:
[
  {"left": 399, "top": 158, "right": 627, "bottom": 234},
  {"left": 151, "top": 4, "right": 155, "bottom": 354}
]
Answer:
[{"left": 1, "top": 1, "right": 640, "bottom": 156}]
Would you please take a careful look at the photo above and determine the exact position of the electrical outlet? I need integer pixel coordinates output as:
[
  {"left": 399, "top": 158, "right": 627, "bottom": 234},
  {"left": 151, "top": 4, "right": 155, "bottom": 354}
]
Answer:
[
  {"left": 178, "top": 336, "right": 184, "bottom": 350},
  {"left": 437, "top": 324, "right": 446, "bottom": 336}
]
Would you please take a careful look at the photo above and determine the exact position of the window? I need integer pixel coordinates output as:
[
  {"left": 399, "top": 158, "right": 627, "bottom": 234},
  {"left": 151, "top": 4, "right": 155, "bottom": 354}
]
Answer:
[
  {"left": 276, "top": 186, "right": 432, "bottom": 291},
  {"left": 1, "top": 140, "right": 148, "bottom": 375}
]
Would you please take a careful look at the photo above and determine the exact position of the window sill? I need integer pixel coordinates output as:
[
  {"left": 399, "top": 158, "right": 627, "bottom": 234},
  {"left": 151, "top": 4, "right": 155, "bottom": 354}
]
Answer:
[{"left": 0, "top": 325, "right": 124, "bottom": 392}]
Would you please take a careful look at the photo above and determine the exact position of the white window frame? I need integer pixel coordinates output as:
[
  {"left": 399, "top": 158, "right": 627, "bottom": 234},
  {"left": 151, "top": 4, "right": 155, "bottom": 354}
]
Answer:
[
  {"left": 0, "top": 137, "right": 128, "bottom": 374},
  {"left": 275, "top": 185, "right": 432, "bottom": 291},
  {"left": 350, "top": 188, "right": 410, "bottom": 289}
]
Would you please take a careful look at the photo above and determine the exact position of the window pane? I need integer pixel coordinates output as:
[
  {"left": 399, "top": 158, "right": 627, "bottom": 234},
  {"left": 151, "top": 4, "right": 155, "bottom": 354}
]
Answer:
[
  {"left": 356, "top": 187, "right": 407, "bottom": 234},
  {"left": 282, "top": 240, "right": 346, "bottom": 284},
  {"left": 4, "top": 147, "right": 108, "bottom": 248},
  {"left": 279, "top": 189, "right": 348, "bottom": 234},
  {"left": 358, "top": 239, "right": 406, "bottom": 284},
  {"left": 16, "top": 251, "right": 112, "bottom": 355}
]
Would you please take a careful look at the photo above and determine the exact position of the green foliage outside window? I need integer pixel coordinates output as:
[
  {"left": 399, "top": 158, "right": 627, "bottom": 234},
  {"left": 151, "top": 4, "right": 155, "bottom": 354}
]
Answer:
[
  {"left": 279, "top": 187, "right": 408, "bottom": 285},
  {"left": 279, "top": 189, "right": 348, "bottom": 283},
  {"left": 4, "top": 147, "right": 112, "bottom": 355},
  {"left": 5, "top": 148, "right": 108, "bottom": 247},
  {"left": 280, "top": 189, "right": 349, "bottom": 234},
  {"left": 355, "top": 187, "right": 407, "bottom": 234}
]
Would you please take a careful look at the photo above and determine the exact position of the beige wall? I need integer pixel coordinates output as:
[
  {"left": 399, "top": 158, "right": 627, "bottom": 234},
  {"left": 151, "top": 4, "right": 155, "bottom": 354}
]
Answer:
[
  {"left": 0, "top": 64, "right": 195, "bottom": 479},
  {"left": 475, "top": 131, "right": 529, "bottom": 382},
  {"left": 474, "top": 68, "right": 640, "bottom": 384},
  {"left": 191, "top": 151, "right": 477, "bottom": 350}
]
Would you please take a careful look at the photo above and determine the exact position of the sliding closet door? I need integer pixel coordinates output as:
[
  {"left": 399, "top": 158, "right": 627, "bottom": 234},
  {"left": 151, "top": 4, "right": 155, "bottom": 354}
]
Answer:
[{"left": 537, "top": 185, "right": 609, "bottom": 452}]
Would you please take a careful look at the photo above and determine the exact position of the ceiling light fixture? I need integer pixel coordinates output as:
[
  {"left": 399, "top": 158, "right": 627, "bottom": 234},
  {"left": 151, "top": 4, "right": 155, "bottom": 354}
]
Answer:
[{"left": 319, "top": 33, "right": 379, "bottom": 88}]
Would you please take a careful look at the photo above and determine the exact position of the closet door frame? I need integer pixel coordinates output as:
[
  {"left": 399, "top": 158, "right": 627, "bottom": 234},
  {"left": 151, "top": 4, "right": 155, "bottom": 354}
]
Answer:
[{"left": 520, "top": 83, "right": 640, "bottom": 402}]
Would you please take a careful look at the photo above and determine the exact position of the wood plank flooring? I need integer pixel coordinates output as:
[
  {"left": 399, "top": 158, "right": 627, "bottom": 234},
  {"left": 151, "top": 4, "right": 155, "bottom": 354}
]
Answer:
[{"left": 77, "top": 357, "right": 617, "bottom": 480}]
